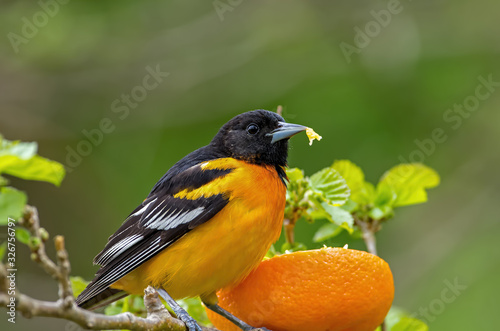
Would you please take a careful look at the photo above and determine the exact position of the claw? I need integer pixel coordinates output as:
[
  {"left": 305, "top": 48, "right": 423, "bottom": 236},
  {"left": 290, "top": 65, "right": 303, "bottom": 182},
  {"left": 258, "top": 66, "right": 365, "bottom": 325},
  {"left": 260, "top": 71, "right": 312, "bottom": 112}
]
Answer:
[
  {"left": 182, "top": 319, "right": 202, "bottom": 331},
  {"left": 173, "top": 306, "right": 202, "bottom": 331},
  {"left": 204, "top": 301, "right": 272, "bottom": 331},
  {"left": 155, "top": 288, "right": 202, "bottom": 331}
]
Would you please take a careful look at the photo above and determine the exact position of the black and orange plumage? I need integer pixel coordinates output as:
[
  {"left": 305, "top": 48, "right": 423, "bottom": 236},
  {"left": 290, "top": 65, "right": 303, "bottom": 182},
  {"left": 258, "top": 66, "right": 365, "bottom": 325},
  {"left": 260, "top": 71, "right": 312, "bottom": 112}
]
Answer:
[{"left": 76, "top": 110, "right": 309, "bottom": 331}]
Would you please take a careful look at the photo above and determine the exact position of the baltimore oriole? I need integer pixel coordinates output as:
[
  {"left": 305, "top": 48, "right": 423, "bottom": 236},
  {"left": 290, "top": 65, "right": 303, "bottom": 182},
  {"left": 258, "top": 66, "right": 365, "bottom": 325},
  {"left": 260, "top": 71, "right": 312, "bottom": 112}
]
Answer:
[{"left": 76, "top": 109, "right": 309, "bottom": 331}]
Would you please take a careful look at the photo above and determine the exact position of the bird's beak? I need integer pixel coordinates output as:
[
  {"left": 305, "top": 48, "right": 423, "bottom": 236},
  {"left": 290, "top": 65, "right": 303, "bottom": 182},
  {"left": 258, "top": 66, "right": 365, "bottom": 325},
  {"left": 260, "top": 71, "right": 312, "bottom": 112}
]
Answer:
[{"left": 269, "top": 122, "right": 308, "bottom": 144}]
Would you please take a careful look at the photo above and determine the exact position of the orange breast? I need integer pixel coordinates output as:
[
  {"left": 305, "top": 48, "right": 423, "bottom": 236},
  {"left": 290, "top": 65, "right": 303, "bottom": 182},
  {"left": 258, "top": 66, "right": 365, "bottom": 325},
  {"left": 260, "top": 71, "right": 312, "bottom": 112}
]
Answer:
[{"left": 111, "top": 159, "right": 286, "bottom": 300}]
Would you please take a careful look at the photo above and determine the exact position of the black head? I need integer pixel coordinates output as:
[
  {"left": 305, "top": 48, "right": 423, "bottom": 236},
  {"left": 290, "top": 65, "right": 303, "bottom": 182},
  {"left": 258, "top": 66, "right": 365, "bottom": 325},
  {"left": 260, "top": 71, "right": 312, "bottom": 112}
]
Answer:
[{"left": 210, "top": 109, "right": 307, "bottom": 168}]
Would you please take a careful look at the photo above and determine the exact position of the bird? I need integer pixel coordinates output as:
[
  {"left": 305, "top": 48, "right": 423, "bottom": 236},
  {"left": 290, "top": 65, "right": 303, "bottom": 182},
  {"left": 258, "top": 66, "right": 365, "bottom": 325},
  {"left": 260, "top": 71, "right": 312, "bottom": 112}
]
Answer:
[{"left": 75, "top": 109, "right": 309, "bottom": 331}]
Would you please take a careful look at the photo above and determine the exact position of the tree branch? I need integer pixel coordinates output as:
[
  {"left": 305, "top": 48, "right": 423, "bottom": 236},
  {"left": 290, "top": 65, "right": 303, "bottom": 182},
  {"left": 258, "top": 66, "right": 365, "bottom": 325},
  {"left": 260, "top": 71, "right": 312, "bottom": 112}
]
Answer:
[
  {"left": 276, "top": 105, "right": 283, "bottom": 116},
  {"left": 19, "top": 205, "right": 60, "bottom": 281},
  {"left": 354, "top": 217, "right": 378, "bottom": 256},
  {"left": 354, "top": 216, "right": 386, "bottom": 331},
  {"left": 283, "top": 218, "right": 295, "bottom": 244},
  {"left": 0, "top": 205, "right": 218, "bottom": 331},
  {"left": 0, "top": 287, "right": 189, "bottom": 330}
]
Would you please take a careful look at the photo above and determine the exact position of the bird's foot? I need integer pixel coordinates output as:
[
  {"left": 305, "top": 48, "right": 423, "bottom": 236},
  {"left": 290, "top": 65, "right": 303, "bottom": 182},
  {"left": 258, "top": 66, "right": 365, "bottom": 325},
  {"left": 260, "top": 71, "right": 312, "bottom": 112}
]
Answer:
[
  {"left": 204, "top": 302, "right": 272, "bottom": 331},
  {"left": 155, "top": 288, "right": 202, "bottom": 331},
  {"left": 175, "top": 309, "right": 202, "bottom": 331}
]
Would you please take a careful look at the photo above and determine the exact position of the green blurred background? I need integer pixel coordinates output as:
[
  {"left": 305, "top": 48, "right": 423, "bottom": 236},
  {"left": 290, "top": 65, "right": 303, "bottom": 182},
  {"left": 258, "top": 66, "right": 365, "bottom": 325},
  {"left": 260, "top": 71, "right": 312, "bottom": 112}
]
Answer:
[{"left": 1, "top": 0, "right": 499, "bottom": 330}]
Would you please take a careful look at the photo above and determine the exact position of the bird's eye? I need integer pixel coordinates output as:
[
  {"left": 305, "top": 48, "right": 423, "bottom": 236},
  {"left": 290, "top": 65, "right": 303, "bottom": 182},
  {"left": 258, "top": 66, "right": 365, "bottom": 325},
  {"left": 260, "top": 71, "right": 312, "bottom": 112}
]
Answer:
[{"left": 246, "top": 123, "right": 260, "bottom": 135}]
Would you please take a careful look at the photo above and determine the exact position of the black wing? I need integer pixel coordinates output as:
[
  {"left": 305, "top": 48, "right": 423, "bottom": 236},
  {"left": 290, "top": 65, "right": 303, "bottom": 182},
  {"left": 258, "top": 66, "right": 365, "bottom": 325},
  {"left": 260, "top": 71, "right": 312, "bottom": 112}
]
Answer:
[{"left": 76, "top": 160, "right": 233, "bottom": 308}]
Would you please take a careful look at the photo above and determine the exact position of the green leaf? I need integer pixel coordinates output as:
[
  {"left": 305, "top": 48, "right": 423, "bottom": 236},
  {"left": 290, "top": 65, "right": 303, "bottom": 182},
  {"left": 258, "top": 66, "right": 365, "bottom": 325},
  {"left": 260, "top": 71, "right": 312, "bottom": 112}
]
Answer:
[
  {"left": 0, "top": 138, "right": 38, "bottom": 159},
  {"left": 15, "top": 227, "right": 31, "bottom": 244},
  {"left": 0, "top": 176, "right": 8, "bottom": 186},
  {"left": 368, "top": 205, "right": 394, "bottom": 221},
  {"left": 391, "top": 317, "right": 429, "bottom": 331},
  {"left": 308, "top": 201, "right": 354, "bottom": 233},
  {"left": 286, "top": 167, "right": 304, "bottom": 182},
  {"left": 313, "top": 223, "right": 343, "bottom": 242},
  {"left": 322, "top": 202, "right": 353, "bottom": 227},
  {"left": 340, "top": 199, "right": 358, "bottom": 213},
  {"left": 377, "top": 164, "right": 440, "bottom": 207},
  {"left": 265, "top": 245, "right": 279, "bottom": 259},
  {"left": 331, "top": 160, "right": 364, "bottom": 197},
  {"left": 70, "top": 276, "right": 89, "bottom": 298},
  {"left": 359, "top": 181, "right": 377, "bottom": 205},
  {"left": 281, "top": 241, "right": 307, "bottom": 253},
  {"left": 312, "top": 202, "right": 354, "bottom": 242},
  {"left": 383, "top": 306, "right": 429, "bottom": 331},
  {"left": 0, "top": 186, "right": 27, "bottom": 224},
  {"left": 309, "top": 167, "right": 350, "bottom": 206},
  {"left": 0, "top": 155, "right": 66, "bottom": 186},
  {"left": 350, "top": 227, "right": 364, "bottom": 239},
  {"left": 0, "top": 136, "right": 65, "bottom": 186},
  {"left": 331, "top": 160, "right": 377, "bottom": 206}
]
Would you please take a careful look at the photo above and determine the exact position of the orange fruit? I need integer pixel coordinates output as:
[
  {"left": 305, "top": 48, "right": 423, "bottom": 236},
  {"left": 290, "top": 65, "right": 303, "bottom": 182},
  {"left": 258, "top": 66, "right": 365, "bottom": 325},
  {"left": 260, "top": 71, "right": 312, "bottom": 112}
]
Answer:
[{"left": 206, "top": 247, "right": 394, "bottom": 331}]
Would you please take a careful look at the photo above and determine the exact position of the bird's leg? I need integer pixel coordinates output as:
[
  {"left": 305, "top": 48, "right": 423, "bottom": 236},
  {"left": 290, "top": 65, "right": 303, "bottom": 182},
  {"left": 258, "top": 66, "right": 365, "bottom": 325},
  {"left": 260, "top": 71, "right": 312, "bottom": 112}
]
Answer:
[
  {"left": 202, "top": 294, "right": 270, "bottom": 331},
  {"left": 156, "top": 288, "right": 202, "bottom": 331}
]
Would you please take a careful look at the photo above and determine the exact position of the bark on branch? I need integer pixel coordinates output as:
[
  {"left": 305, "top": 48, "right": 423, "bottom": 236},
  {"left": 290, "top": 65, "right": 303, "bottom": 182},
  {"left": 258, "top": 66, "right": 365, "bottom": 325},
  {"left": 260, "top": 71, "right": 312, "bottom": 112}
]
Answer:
[
  {"left": 354, "top": 216, "right": 381, "bottom": 256},
  {"left": 0, "top": 206, "right": 218, "bottom": 331}
]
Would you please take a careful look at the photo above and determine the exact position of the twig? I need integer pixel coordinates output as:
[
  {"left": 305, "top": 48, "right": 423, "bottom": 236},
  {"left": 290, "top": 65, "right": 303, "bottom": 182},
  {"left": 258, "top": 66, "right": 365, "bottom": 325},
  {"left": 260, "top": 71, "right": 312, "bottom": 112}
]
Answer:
[
  {"left": 276, "top": 105, "right": 283, "bottom": 116},
  {"left": 354, "top": 216, "right": 385, "bottom": 331},
  {"left": 354, "top": 217, "right": 378, "bottom": 256},
  {"left": 19, "top": 205, "right": 60, "bottom": 280},
  {"left": 0, "top": 205, "right": 219, "bottom": 331},
  {"left": 0, "top": 290, "right": 187, "bottom": 330},
  {"left": 283, "top": 218, "right": 295, "bottom": 244},
  {"left": 55, "top": 236, "right": 74, "bottom": 308}
]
